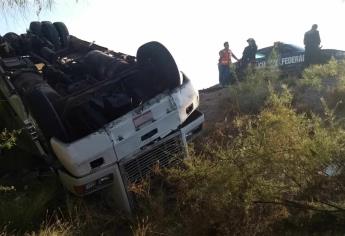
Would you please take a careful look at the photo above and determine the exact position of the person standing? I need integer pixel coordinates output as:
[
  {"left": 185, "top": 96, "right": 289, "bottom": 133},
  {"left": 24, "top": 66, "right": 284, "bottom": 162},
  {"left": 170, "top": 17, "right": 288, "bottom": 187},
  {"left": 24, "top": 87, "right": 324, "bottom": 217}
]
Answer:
[
  {"left": 304, "top": 24, "right": 321, "bottom": 67},
  {"left": 218, "top": 41, "right": 239, "bottom": 86},
  {"left": 267, "top": 41, "right": 280, "bottom": 69},
  {"left": 239, "top": 38, "right": 257, "bottom": 74}
]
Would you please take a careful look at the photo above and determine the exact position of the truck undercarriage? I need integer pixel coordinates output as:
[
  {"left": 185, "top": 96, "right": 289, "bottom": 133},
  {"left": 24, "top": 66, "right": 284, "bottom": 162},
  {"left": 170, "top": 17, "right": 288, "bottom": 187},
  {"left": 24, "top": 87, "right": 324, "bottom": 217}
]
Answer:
[{"left": 0, "top": 21, "right": 204, "bottom": 212}]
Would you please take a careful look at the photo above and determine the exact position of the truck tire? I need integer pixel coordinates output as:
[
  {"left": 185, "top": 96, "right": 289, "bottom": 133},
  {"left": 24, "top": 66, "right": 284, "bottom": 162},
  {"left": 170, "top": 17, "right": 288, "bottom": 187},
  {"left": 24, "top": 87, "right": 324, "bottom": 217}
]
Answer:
[
  {"left": 53, "top": 22, "right": 69, "bottom": 48},
  {"left": 29, "top": 21, "right": 42, "bottom": 36},
  {"left": 3, "top": 32, "right": 21, "bottom": 55},
  {"left": 41, "top": 21, "right": 61, "bottom": 50},
  {"left": 136, "top": 41, "right": 180, "bottom": 91}
]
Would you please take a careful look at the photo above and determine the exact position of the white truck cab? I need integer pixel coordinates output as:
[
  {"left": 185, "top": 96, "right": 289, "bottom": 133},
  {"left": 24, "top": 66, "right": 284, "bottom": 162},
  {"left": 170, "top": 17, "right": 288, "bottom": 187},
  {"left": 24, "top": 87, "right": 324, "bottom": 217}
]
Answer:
[
  {"left": 53, "top": 75, "right": 203, "bottom": 212},
  {"left": 0, "top": 22, "right": 204, "bottom": 212}
]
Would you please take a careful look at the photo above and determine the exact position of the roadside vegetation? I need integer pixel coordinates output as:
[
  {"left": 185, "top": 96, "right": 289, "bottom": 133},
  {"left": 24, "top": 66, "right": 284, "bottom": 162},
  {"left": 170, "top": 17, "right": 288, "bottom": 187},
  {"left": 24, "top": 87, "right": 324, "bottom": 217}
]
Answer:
[{"left": 2, "top": 59, "right": 345, "bottom": 235}]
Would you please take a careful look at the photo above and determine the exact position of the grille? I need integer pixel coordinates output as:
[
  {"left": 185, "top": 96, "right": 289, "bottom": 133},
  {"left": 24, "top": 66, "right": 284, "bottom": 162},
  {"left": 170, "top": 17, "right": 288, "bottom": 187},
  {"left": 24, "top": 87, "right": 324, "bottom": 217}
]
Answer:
[{"left": 120, "top": 132, "right": 185, "bottom": 184}]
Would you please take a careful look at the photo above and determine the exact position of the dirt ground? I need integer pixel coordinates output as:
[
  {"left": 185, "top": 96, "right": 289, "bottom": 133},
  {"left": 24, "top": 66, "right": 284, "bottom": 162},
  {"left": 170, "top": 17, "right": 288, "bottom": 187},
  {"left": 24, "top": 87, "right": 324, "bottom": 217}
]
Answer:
[{"left": 198, "top": 85, "right": 233, "bottom": 124}]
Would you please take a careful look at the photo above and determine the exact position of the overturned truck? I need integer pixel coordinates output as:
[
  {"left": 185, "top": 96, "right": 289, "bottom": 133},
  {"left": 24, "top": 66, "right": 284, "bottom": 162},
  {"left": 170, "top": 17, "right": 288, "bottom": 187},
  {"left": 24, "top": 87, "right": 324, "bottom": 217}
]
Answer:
[{"left": 0, "top": 21, "right": 204, "bottom": 212}]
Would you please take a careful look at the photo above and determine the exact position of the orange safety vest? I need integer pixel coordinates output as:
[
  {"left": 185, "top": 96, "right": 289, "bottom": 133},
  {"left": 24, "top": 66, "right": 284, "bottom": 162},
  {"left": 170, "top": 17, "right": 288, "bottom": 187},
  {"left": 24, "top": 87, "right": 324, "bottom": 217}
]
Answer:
[{"left": 219, "top": 49, "right": 232, "bottom": 65}]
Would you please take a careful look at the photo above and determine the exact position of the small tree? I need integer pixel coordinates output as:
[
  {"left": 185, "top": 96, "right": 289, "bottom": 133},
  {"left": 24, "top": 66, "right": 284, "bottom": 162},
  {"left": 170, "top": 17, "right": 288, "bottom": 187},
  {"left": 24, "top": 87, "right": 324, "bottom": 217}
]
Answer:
[{"left": 0, "top": 0, "right": 54, "bottom": 15}]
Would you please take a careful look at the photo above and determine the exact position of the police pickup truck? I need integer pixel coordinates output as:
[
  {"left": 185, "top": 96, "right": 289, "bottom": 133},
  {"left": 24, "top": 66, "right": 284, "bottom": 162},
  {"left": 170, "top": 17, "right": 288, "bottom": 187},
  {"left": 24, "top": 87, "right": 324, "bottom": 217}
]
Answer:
[{"left": 0, "top": 21, "right": 204, "bottom": 212}]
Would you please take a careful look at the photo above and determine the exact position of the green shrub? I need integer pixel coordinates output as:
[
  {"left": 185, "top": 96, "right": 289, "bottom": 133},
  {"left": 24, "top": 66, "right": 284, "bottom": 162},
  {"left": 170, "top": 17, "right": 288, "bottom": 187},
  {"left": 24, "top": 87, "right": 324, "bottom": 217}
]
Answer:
[
  {"left": 0, "top": 98, "right": 20, "bottom": 151},
  {"left": 228, "top": 68, "right": 280, "bottom": 114},
  {"left": 294, "top": 59, "right": 345, "bottom": 118},
  {"left": 135, "top": 88, "right": 345, "bottom": 235},
  {"left": 301, "top": 59, "right": 345, "bottom": 90},
  {"left": 0, "top": 129, "right": 20, "bottom": 150}
]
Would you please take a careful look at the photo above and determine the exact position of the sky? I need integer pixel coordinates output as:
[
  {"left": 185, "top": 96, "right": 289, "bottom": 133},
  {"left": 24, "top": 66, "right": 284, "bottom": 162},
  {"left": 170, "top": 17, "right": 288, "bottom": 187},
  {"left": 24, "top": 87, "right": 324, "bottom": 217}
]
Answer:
[{"left": 1, "top": 0, "right": 345, "bottom": 89}]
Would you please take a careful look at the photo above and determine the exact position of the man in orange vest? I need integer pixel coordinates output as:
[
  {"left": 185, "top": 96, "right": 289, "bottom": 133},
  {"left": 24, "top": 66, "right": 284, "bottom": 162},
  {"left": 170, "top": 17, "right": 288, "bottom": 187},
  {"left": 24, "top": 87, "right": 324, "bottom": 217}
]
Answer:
[{"left": 218, "top": 41, "right": 239, "bottom": 87}]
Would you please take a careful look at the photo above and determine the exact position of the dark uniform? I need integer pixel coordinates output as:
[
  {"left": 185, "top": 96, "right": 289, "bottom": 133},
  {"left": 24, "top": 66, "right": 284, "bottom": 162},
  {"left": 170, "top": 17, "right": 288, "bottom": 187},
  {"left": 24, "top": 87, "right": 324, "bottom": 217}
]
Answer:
[
  {"left": 241, "top": 40, "right": 257, "bottom": 68},
  {"left": 237, "top": 38, "right": 257, "bottom": 78},
  {"left": 304, "top": 25, "right": 321, "bottom": 67}
]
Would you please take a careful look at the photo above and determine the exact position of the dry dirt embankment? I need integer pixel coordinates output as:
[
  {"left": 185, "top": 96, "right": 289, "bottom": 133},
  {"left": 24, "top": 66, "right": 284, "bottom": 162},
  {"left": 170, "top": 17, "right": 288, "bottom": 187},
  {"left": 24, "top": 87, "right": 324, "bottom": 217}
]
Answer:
[{"left": 198, "top": 86, "right": 233, "bottom": 125}]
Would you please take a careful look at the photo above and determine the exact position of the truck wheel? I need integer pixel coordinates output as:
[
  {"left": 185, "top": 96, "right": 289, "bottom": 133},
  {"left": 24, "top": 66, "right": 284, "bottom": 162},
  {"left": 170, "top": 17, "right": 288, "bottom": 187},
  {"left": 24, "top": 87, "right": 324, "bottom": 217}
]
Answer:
[
  {"left": 41, "top": 21, "right": 61, "bottom": 50},
  {"left": 29, "top": 21, "right": 42, "bottom": 36},
  {"left": 53, "top": 22, "right": 69, "bottom": 48},
  {"left": 3, "top": 32, "right": 21, "bottom": 55},
  {"left": 136, "top": 41, "right": 180, "bottom": 91}
]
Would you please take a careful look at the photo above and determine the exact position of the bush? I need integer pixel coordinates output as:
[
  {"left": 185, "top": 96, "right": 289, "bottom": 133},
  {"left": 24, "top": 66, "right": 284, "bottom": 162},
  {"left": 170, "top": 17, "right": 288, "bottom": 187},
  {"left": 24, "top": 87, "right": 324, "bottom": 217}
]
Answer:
[
  {"left": 228, "top": 68, "right": 280, "bottom": 114},
  {"left": 300, "top": 59, "right": 345, "bottom": 90},
  {"left": 0, "top": 129, "right": 20, "bottom": 151},
  {"left": 294, "top": 59, "right": 345, "bottom": 118},
  {"left": 134, "top": 88, "right": 345, "bottom": 235},
  {"left": 0, "top": 98, "right": 20, "bottom": 152}
]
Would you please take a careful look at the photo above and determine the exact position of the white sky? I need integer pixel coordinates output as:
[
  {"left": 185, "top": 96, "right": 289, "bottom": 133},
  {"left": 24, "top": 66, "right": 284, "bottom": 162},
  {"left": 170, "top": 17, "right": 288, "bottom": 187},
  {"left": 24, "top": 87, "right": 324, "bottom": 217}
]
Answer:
[{"left": 1, "top": 0, "right": 345, "bottom": 89}]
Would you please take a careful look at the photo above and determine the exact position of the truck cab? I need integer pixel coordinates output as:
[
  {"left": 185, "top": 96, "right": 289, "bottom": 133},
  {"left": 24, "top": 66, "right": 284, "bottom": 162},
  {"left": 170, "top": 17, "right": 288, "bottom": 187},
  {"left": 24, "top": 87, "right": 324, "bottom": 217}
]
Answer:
[{"left": 0, "top": 21, "right": 204, "bottom": 212}]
